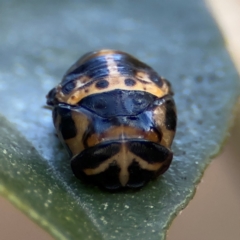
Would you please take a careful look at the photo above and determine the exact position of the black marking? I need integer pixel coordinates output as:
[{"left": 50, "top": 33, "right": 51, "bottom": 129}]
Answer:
[
  {"left": 151, "top": 126, "right": 162, "bottom": 142},
  {"left": 127, "top": 140, "right": 171, "bottom": 163},
  {"left": 52, "top": 107, "right": 58, "bottom": 125},
  {"left": 165, "top": 79, "right": 174, "bottom": 95},
  {"left": 124, "top": 78, "right": 136, "bottom": 86},
  {"left": 111, "top": 53, "right": 163, "bottom": 89},
  {"left": 71, "top": 141, "right": 121, "bottom": 169},
  {"left": 113, "top": 53, "right": 151, "bottom": 74},
  {"left": 155, "top": 155, "right": 172, "bottom": 176},
  {"left": 95, "top": 79, "right": 109, "bottom": 89},
  {"left": 112, "top": 53, "right": 148, "bottom": 76},
  {"left": 82, "top": 121, "right": 95, "bottom": 149},
  {"left": 165, "top": 99, "right": 177, "bottom": 131},
  {"left": 73, "top": 163, "right": 121, "bottom": 190},
  {"left": 71, "top": 141, "right": 122, "bottom": 189},
  {"left": 127, "top": 161, "right": 155, "bottom": 188},
  {"left": 46, "top": 88, "right": 58, "bottom": 106},
  {"left": 149, "top": 71, "right": 163, "bottom": 87},
  {"left": 62, "top": 55, "right": 109, "bottom": 85},
  {"left": 79, "top": 89, "right": 156, "bottom": 118},
  {"left": 62, "top": 81, "right": 76, "bottom": 94},
  {"left": 57, "top": 106, "right": 77, "bottom": 140},
  {"left": 77, "top": 90, "right": 162, "bottom": 141}
]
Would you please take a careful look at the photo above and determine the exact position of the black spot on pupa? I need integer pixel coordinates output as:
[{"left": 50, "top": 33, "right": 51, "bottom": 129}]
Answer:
[
  {"left": 62, "top": 81, "right": 76, "bottom": 94},
  {"left": 149, "top": 71, "right": 163, "bottom": 87},
  {"left": 74, "top": 164, "right": 121, "bottom": 190},
  {"left": 71, "top": 142, "right": 122, "bottom": 189},
  {"left": 71, "top": 141, "right": 121, "bottom": 169},
  {"left": 127, "top": 161, "right": 155, "bottom": 188},
  {"left": 165, "top": 99, "right": 177, "bottom": 131},
  {"left": 127, "top": 140, "right": 171, "bottom": 163},
  {"left": 58, "top": 107, "right": 77, "bottom": 140},
  {"left": 124, "top": 78, "right": 136, "bottom": 86},
  {"left": 95, "top": 79, "right": 109, "bottom": 89}
]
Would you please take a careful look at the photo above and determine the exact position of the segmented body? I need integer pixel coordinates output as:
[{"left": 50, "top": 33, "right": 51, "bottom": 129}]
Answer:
[{"left": 47, "top": 49, "right": 177, "bottom": 190}]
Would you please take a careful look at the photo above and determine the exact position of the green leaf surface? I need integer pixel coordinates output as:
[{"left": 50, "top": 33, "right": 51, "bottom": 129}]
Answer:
[{"left": 0, "top": 0, "right": 239, "bottom": 239}]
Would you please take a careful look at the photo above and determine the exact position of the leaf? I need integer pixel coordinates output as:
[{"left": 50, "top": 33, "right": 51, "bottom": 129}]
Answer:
[{"left": 0, "top": 0, "right": 239, "bottom": 240}]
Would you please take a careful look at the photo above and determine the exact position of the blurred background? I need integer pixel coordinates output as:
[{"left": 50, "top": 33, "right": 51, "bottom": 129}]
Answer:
[
  {"left": 0, "top": 0, "right": 239, "bottom": 239},
  {"left": 168, "top": 0, "right": 240, "bottom": 239}
]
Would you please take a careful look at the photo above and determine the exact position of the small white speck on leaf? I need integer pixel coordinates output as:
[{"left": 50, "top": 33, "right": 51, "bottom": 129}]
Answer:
[
  {"left": 100, "top": 216, "right": 108, "bottom": 225},
  {"left": 103, "top": 203, "right": 108, "bottom": 210}
]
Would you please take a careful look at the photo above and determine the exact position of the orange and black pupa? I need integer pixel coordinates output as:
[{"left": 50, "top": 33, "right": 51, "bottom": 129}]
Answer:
[{"left": 46, "top": 49, "right": 177, "bottom": 190}]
